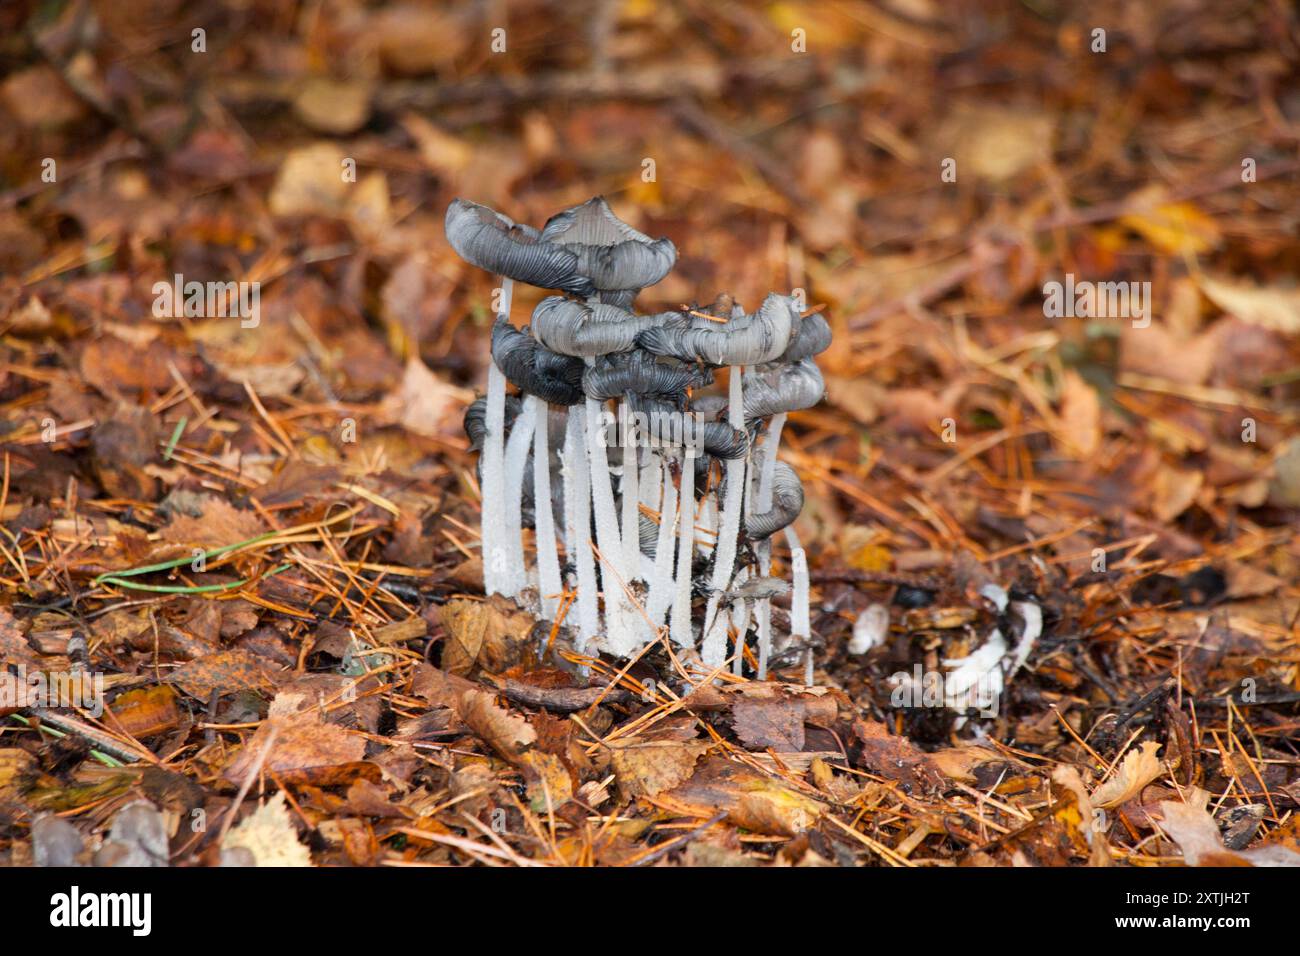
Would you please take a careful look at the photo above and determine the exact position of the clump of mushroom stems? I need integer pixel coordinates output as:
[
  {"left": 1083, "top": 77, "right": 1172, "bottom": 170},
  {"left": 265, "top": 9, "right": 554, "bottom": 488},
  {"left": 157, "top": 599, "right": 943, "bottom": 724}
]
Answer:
[{"left": 446, "top": 197, "right": 827, "bottom": 684}]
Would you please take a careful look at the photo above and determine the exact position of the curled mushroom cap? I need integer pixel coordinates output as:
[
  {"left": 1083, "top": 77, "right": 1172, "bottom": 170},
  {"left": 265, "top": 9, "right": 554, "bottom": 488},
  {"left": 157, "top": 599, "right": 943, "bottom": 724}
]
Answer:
[
  {"left": 775, "top": 311, "right": 831, "bottom": 364},
  {"left": 635, "top": 293, "right": 799, "bottom": 366},
  {"left": 745, "top": 461, "right": 804, "bottom": 540},
  {"left": 742, "top": 358, "right": 826, "bottom": 420},
  {"left": 531, "top": 296, "right": 677, "bottom": 358},
  {"left": 540, "top": 197, "right": 677, "bottom": 293},
  {"left": 463, "top": 394, "right": 523, "bottom": 451},
  {"left": 628, "top": 397, "right": 748, "bottom": 459},
  {"left": 490, "top": 318, "right": 586, "bottom": 405},
  {"left": 444, "top": 200, "right": 591, "bottom": 296},
  {"left": 582, "top": 351, "right": 693, "bottom": 407}
]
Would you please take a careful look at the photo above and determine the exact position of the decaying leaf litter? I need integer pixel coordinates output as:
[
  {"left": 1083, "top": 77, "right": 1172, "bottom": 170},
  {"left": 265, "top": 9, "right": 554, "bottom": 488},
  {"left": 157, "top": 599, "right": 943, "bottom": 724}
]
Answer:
[{"left": 2, "top": 0, "right": 1299, "bottom": 867}]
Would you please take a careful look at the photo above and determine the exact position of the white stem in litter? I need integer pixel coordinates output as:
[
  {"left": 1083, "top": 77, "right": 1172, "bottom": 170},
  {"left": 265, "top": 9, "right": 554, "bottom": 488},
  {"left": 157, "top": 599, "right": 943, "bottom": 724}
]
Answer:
[
  {"left": 646, "top": 453, "right": 677, "bottom": 626},
  {"left": 584, "top": 391, "right": 635, "bottom": 655},
  {"left": 669, "top": 450, "right": 696, "bottom": 648},
  {"left": 563, "top": 406, "right": 600, "bottom": 649},
  {"left": 530, "top": 398, "right": 562, "bottom": 619},
  {"left": 785, "top": 525, "right": 812, "bottom": 686},
  {"left": 480, "top": 278, "right": 513, "bottom": 596},
  {"left": 753, "top": 412, "right": 787, "bottom": 679},
  {"left": 502, "top": 396, "right": 537, "bottom": 598},
  {"left": 701, "top": 366, "right": 745, "bottom": 669},
  {"left": 620, "top": 399, "right": 642, "bottom": 581}
]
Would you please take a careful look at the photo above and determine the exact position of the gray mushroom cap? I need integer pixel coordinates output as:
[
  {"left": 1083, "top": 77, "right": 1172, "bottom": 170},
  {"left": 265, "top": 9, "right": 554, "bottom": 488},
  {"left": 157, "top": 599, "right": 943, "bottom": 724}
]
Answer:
[
  {"left": 463, "top": 393, "right": 523, "bottom": 451},
  {"left": 582, "top": 350, "right": 694, "bottom": 407},
  {"left": 742, "top": 358, "right": 826, "bottom": 420},
  {"left": 540, "top": 197, "right": 677, "bottom": 293},
  {"left": 444, "top": 199, "right": 592, "bottom": 296},
  {"left": 775, "top": 311, "right": 832, "bottom": 364},
  {"left": 490, "top": 318, "right": 586, "bottom": 405},
  {"left": 745, "top": 461, "right": 804, "bottom": 540},
  {"left": 635, "top": 293, "right": 799, "bottom": 366},
  {"left": 531, "top": 296, "right": 678, "bottom": 358},
  {"left": 628, "top": 396, "right": 748, "bottom": 459}
]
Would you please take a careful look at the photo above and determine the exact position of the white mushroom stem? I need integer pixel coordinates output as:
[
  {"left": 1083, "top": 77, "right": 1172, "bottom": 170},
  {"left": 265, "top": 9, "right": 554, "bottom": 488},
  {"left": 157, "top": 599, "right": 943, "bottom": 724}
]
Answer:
[
  {"left": 620, "top": 399, "right": 642, "bottom": 580},
  {"left": 785, "top": 525, "right": 812, "bottom": 686},
  {"left": 563, "top": 406, "right": 600, "bottom": 649},
  {"left": 753, "top": 412, "right": 787, "bottom": 679},
  {"left": 701, "top": 366, "right": 745, "bottom": 669},
  {"left": 530, "top": 398, "right": 562, "bottom": 619},
  {"left": 501, "top": 396, "right": 537, "bottom": 598},
  {"left": 669, "top": 450, "right": 696, "bottom": 647},
  {"left": 480, "top": 278, "right": 512, "bottom": 596},
  {"left": 645, "top": 455, "right": 677, "bottom": 627},
  {"left": 731, "top": 568, "right": 752, "bottom": 676},
  {"left": 584, "top": 391, "right": 636, "bottom": 655}
]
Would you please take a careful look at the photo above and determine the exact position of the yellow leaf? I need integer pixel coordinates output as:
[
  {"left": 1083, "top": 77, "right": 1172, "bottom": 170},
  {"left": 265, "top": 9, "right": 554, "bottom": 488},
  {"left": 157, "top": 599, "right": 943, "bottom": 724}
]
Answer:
[{"left": 1119, "top": 189, "right": 1219, "bottom": 256}]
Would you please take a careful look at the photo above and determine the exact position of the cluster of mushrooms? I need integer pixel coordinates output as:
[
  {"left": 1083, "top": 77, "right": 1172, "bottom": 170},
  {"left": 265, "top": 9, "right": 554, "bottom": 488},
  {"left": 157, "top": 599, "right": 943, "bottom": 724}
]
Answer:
[{"left": 447, "top": 197, "right": 830, "bottom": 683}]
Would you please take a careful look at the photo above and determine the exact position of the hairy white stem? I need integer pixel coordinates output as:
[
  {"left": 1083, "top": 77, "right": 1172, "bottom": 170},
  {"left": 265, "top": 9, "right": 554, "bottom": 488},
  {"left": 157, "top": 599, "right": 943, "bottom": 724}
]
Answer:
[
  {"left": 502, "top": 397, "right": 537, "bottom": 598},
  {"left": 620, "top": 399, "right": 642, "bottom": 581},
  {"left": 646, "top": 454, "right": 677, "bottom": 625},
  {"left": 753, "top": 412, "right": 787, "bottom": 680},
  {"left": 563, "top": 407, "right": 600, "bottom": 648},
  {"left": 669, "top": 450, "right": 696, "bottom": 647},
  {"left": 701, "top": 366, "right": 745, "bottom": 669},
  {"left": 730, "top": 568, "right": 751, "bottom": 676},
  {"left": 785, "top": 525, "right": 812, "bottom": 685},
  {"left": 640, "top": 452, "right": 662, "bottom": 510},
  {"left": 480, "top": 278, "right": 513, "bottom": 596},
  {"left": 530, "top": 398, "right": 562, "bottom": 619},
  {"left": 584, "top": 393, "right": 635, "bottom": 655}
]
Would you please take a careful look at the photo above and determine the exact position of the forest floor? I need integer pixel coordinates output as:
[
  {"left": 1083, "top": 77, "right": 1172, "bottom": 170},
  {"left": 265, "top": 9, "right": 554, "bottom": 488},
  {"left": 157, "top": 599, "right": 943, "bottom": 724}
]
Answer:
[{"left": 1, "top": 0, "right": 1299, "bottom": 867}]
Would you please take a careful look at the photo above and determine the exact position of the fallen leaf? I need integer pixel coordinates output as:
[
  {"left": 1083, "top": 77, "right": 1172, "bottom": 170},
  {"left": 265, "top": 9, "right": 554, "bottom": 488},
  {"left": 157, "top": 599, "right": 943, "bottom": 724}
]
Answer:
[
  {"left": 1198, "top": 274, "right": 1300, "bottom": 334},
  {"left": 852, "top": 718, "right": 944, "bottom": 791},
  {"left": 166, "top": 649, "right": 283, "bottom": 699},
  {"left": 731, "top": 698, "right": 806, "bottom": 751},
  {"left": 455, "top": 688, "right": 536, "bottom": 762},
  {"left": 1161, "top": 795, "right": 1300, "bottom": 867},
  {"left": 608, "top": 738, "right": 710, "bottom": 801},
  {"left": 222, "top": 792, "right": 312, "bottom": 866},
  {"left": 1091, "top": 741, "right": 1163, "bottom": 808},
  {"left": 1057, "top": 369, "right": 1101, "bottom": 458},
  {"left": 437, "top": 597, "right": 535, "bottom": 676},
  {"left": 659, "top": 756, "right": 823, "bottom": 836}
]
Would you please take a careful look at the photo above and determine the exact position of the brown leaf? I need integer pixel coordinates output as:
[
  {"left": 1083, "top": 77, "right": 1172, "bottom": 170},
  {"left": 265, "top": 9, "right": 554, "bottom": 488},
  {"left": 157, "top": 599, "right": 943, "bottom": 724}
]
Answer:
[
  {"left": 107, "top": 685, "right": 181, "bottom": 738},
  {"left": 1056, "top": 369, "right": 1101, "bottom": 459},
  {"left": 609, "top": 738, "right": 710, "bottom": 802},
  {"left": 852, "top": 718, "right": 945, "bottom": 791},
  {"left": 161, "top": 497, "right": 269, "bottom": 551},
  {"left": 166, "top": 649, "right": 283, "bottom": 699},
  {"left": 731, "top": 698, "right": 806, "bottom": 751},
  {"left": 1091, "top": 741, "right": 1164, "bottom": 808},
  {"left": 437, "top": 597, "right": 535, "bottom": 676},
  {"left": 1161, "top": 793, "right": 1300, "bottom": 867},
  {"left": 455, "top": 688, "right": 536, "bottom": 762},
  {"left": 659, "top": 755, "right": 823, "bottom": 836},
  {"left": 80, "top": 335, "right": 174, "bottom": 396}
]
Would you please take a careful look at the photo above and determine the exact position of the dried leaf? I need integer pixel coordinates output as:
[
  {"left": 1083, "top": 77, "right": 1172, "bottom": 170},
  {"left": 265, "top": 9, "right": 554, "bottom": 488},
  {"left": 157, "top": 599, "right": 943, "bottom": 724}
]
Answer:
[
  {"left": 609, "top": 739, "right": 710, "bottom": 801},
  {"left": 222, "top": 792, "right": 312, "bottom": 867},
  {"left": 1091, "top": 741, "right": 1163, "bottom": 808}
]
